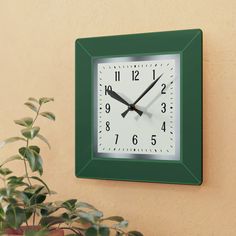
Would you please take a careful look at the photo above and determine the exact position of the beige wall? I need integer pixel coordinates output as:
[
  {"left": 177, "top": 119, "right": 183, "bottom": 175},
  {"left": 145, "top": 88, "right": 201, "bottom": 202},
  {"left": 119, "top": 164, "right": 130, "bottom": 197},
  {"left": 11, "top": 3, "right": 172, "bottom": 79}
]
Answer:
[{"left": 0, "top": 0, "right": 236, "bottom": 235}]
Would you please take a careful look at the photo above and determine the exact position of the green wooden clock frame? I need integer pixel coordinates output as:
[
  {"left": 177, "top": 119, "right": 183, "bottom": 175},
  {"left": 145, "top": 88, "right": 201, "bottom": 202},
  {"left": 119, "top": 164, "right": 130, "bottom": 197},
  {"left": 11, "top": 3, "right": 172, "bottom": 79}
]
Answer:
[{"left": 75, "top": 29, "right": 202, "bottom": 185}]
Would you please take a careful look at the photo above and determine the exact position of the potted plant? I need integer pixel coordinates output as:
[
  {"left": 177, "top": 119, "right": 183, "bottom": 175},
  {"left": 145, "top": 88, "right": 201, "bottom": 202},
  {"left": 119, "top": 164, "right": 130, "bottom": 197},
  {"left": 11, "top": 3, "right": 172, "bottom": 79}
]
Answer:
[{"left": 0, "top": 97, "right": 143, "bottom": 236}]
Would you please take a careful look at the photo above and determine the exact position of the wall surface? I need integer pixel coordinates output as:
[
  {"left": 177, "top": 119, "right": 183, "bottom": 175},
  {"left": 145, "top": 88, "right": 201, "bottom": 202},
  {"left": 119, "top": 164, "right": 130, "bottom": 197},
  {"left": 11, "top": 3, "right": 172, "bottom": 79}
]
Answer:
[{"left": 0, "top": 0, "right": 236, "bottom": 235}]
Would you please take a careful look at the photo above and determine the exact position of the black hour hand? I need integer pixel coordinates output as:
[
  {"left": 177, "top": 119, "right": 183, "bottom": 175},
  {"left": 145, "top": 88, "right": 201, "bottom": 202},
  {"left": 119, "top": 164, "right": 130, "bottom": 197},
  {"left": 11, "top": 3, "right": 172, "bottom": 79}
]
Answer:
[
  {"left": 107, "top": 90, "right": 143, "bottom": 117},
  {"left": 107, "top": 90, "right": 129, "bottom": 106}
]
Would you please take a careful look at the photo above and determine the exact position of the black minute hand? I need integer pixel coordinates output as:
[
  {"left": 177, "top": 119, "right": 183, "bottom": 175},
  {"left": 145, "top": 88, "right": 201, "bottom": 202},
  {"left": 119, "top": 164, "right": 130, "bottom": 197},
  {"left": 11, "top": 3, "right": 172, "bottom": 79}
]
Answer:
[
  {"left": 121, "top": 73, "right": 163, "bottom": 118},
  {"left": 133, "top": 73, "right": 163, "bottom": 106}
]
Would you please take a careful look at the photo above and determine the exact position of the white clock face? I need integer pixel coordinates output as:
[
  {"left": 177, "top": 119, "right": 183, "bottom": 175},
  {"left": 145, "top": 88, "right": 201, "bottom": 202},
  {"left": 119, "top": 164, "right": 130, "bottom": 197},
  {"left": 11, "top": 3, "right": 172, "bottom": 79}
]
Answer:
[{"left": 93, "top": 54, "right": 180, "bottom": 160}]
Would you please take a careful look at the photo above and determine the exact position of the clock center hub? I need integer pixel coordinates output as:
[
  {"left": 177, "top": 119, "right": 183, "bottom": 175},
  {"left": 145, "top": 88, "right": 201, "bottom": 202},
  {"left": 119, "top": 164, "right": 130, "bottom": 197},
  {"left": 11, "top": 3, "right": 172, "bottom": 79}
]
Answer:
[{"left": 129, "top": 104, "right": 135, "bottom": 111}]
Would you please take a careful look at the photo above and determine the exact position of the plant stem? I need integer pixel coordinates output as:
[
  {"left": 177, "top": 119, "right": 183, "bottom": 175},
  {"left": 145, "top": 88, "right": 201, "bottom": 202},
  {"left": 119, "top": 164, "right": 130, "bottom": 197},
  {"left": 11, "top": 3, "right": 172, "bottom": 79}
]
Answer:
[
  {"left": 23, "top": 104, "right": 42, "bottom": 187},
  {"left": 32, "top": 104, "right": 41, "bottom": 126},
  {"left": 24, "top": 206, "right": 29, "bottom": 227},
  {"left": 33, "top": 211, "right": 36, "bottom": 226},
  {"left": 27, "top": 104, "right": 42, "bottom": 226},
  {"left": 23, "top": 139, "right": 32, "bottom": 186}
]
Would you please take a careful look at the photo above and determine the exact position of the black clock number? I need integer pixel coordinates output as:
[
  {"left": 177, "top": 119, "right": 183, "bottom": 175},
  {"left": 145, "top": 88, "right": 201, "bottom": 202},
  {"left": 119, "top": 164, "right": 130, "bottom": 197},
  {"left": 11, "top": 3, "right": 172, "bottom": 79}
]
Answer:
[
  {"left": 161, "top": 121, "right": 166, "bottom": 132},
  {"left": 105, "top": 85, "right": 112, "bottom": 95},
  {"left": 152, "top": 69, "right": 155, "bottom": 80},
  {"left": 132, "top": 70, "right": 139, "bottom": 81},
  {"left": 151, "top": 135, "right": 157, "bottom": 145},
  {"left": 161, "top": 83, "right": 166, "bottom": 94},
  {"left": 115, "top": 134, "right": 119, "bottom": 144},
  {"left": 105, "top": 121, "right": 110, "bottom": 131},
  {"left": 132, "top": 135, "right": 138, "bottom": 145},
  {"left": 161, "top": 102, "right": 166, "bottom": 113},
  {"left": 115, "top": 71, "right": 120, "bottom": 81},
  {"left": 105, "top": 103, "right": 111, "bottom": 113}
]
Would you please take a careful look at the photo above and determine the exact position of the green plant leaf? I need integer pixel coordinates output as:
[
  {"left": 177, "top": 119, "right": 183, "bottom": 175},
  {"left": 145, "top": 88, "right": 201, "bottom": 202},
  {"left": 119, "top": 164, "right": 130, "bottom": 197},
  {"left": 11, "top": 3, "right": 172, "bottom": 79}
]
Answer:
[
  {"left": 90, "top": 210, "right": 103, "bottom": 219},
  {"left": 5, "top": 204, "right": 26, "bottom": 229},
  {"left": 7, "top": 176, "right": 28, "bottom": 188},
  {"left": 0, "top": 187, "right": 8, "bottom": 196},
  {"left": 0, "top": 204, "right": 4, "bottom": 222},
  {"left": 30, "top": 194, "right": 46, "bottom": 205},
  {"left": 21, "top": 126, "right": 40, "bottom": 139},
  {"left": 102, "top": 216, "right": 124, "bottom": 222},
  {"left": 36, "top": 134, "right": 51, "bottom": 149},
  {"left": 85, "top": 226, "right": 98, "bottom": 236},
  {"left": 0, "top": 203, "right": 4, "bottom": 219},
  {"left": 76, "top": 201, "right": 97, "bottom": 210},
  {"left": 85, "top": 226, "right": 110, "bottom": 236},
  {"left": 39, "top": 97, "right": 54, "bottom": 105},
  {"left": 99, "top": 227, "right": 110, "bottom": 236},
  {"left": 39, "top": 216, "right": 64, "bottom": 227},
  {"left": 0, "top": 137, "right": 26, "bottom": 149},
  {"left": 14, "top": 117, "right": 33, "bottom": 127},
  {"left": 61, "top": 212, "right": 70, "bottom": 221},
  {"left": 40, "top": 112, "right": 55, "bottom": 121},
  {"left": 116, "top": 220, "right": 129, "bottom": 229},
  {"left": 5, "top": 197, "right": 18, "bottom": 204},
  {"left": 28, "top": 97, "right": 39, "bottom": 104},
  {"left": 78, "top": 212, "right": 95, "bottom": 224},
  {"left": 61, "top": 199, "right": 77, "bottom": 211},
  {"left": 127, "top": 231, "right": 144, "bottom": 236},
  {"left": 15, "top": 191, "right": 31, "bottom": 205},
  {"left": 0, "top": 167, "right": 12, "bottom": 176},
  {"left": 24, "top": 185, "right": 45, "bottom": 195},
  {"left": 40, "top": 203, "right": 60, "bottom": 217},
  {"left": 30, "top": 176, "right": 51, "bottom": 194},
  {"left": 19, "top": 147, "right": 43, "bottom": 175},
  {"left": 29, "top": 145, "right": 40, "bottom": 154},
  {"left": 0, "top": 154, "right": 22, "bottom": 167},
  {"left": 24, "top": 102, "right": 38, "bottom": 112}
]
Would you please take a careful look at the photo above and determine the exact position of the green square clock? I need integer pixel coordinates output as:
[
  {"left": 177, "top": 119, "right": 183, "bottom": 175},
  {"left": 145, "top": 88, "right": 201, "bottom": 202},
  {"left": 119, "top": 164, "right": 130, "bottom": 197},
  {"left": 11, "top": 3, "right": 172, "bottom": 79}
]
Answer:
[{"left": 75, "top": 29, "right": 202, "bottom": 185}]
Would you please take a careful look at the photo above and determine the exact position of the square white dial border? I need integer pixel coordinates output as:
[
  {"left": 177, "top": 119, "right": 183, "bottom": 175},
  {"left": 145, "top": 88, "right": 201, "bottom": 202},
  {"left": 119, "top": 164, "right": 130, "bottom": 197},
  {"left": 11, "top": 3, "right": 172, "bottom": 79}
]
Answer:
[{"left": 93, "top": 54, "right": 180, "bottom": 161}]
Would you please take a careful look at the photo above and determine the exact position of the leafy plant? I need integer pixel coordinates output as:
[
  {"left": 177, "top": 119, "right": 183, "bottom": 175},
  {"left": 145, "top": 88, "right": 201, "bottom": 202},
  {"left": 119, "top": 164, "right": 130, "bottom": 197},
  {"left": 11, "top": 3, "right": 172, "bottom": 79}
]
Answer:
[{"left": 0, "top": 97, "right": 143, "bottom": 236}]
